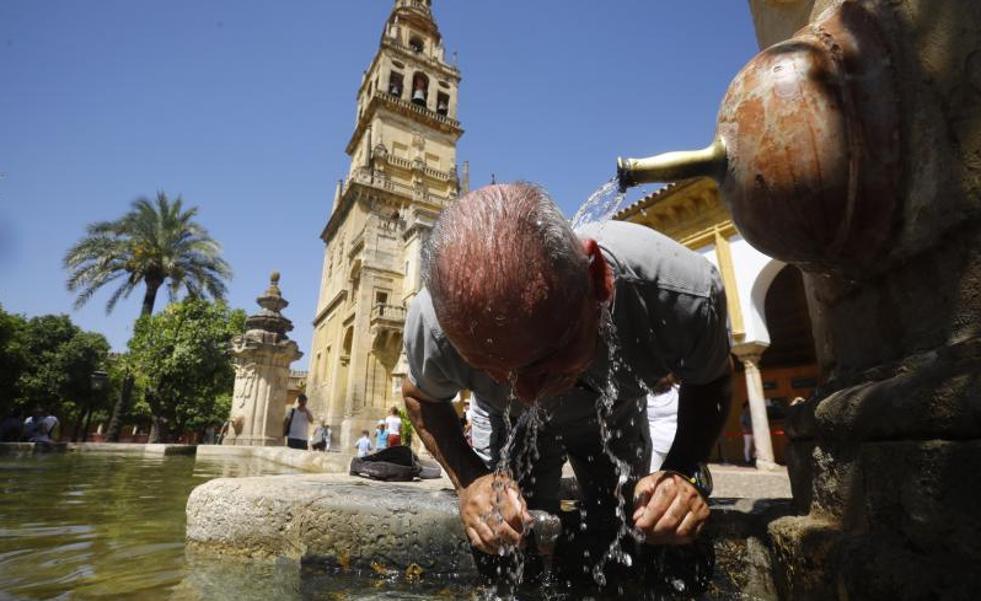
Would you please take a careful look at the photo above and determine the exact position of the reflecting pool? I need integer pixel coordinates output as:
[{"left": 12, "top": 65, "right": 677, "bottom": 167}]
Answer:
[{"left": 0, "top": 451, "right": 300, "bottom": 600}]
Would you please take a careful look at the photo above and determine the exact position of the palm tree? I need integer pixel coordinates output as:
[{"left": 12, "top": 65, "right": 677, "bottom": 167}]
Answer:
[{"left": 64, "top": 192, "right": 232, "bottom": 441}]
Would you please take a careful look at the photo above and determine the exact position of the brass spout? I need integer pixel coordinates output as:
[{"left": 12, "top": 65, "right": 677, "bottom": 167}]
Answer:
[{"left": 616, "top": 137, "right": 727, "bottom": 192}]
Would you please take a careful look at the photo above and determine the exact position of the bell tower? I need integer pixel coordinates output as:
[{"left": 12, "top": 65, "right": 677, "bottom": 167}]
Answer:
[{"left": 307, "top": 0, "right": 463, "bottom": 449}]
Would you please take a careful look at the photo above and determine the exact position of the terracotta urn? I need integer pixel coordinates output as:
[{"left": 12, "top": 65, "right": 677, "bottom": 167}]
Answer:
[{"left": 617, "top": 2, "right": 900, "bottom": 271}]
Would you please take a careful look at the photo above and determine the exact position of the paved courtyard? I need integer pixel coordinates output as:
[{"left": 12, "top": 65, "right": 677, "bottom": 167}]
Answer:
[{"left": 708, "top": 463, "right": 792, "bottom": 499}]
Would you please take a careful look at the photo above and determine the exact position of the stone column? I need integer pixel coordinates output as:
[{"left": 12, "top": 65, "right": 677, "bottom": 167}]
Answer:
[
  {"left": 732, "top": 342, "right": 778, "bottom": 471},
  {"left": 224, "top": 273, "right": 303, "bottom": 447}
]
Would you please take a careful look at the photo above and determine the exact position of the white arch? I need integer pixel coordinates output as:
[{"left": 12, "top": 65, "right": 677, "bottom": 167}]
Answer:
[{"left": 748, "top": 258, "right": 788, "bottom": 348}]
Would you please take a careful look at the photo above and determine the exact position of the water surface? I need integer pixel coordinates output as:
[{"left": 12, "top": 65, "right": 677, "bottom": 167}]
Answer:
[{"left": 0, "top": 451, "right": 298, "bottom": 600}]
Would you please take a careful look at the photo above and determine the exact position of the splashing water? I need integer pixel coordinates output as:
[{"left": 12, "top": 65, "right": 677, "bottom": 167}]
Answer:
[
  {"left": 570, "top": 179, "right": 627, "bottom": 231},
  {"left": 585, "top": 312, "right": 640, "bottom": 587}
]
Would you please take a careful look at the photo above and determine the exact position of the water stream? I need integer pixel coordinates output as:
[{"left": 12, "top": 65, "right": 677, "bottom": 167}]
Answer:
[{"left": 571, "top": 179, "right": 626, "bottom": 231}]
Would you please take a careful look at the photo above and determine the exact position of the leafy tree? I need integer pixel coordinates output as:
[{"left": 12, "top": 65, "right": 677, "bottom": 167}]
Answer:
[
  {"left": 0, "top": 309, "right": 110, "bottom": 439},
  {"left": 127, "top": 298, "right": 246, "bottom": 442},
  {"left": 63, "top": 192, "right": 232, "bottom": 441},
  {"left": 0, "top": 306, "right": 28, "bottom": 415}
]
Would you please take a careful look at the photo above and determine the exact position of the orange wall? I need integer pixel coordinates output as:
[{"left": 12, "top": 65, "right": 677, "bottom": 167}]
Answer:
[{"left": 710, "top": 363, "right": 819, "bottom": 464}]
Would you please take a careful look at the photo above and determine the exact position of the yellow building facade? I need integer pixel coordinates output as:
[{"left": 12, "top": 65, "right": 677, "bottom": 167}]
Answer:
[
  {"left": 615, "top": 178, "right": 820, "bottom": 467},
  {"left": 306, "top": 0, "right": 464, "bottom": 449}
]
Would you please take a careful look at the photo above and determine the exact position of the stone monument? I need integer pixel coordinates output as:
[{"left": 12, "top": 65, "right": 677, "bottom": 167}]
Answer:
[{"left": 224, "top": 272, "right": 303, "bottom": 447}]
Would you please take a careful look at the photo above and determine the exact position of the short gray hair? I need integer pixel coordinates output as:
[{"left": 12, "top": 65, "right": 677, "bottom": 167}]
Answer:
[{"left": 422, "top": 182, "right": 589, "bottom": 328}]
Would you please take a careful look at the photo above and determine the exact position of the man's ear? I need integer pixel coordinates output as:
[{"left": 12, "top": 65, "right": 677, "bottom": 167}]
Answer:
[{"left": 582, "top": 238, "right": 614, "bottom": 304}]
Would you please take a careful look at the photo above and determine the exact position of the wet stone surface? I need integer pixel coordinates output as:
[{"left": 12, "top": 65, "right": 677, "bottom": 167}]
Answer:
[{"left": 187, "top": 471, "right": 795, "bottom": 598}]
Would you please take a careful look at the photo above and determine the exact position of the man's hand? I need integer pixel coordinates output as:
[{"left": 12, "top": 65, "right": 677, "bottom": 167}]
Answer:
[
  {"left": 459, "top": 472, "right": 531, "bottom": 555},
  {"left": 632, "top": 471, "right": 709, "bottom": 545}
]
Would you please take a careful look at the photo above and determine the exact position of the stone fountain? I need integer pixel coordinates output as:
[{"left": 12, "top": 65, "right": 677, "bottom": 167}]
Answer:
[
  {"left": 222, "top": 272, "right": 303, "bottom": 447},
  {"left": 618, "top": 1, "right": 981, "bottom": 598}
]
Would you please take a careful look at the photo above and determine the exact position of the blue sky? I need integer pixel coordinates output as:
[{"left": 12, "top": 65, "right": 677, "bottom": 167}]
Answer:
[{"left": 0, "top": 1, "right": 758, "bottom": 368}]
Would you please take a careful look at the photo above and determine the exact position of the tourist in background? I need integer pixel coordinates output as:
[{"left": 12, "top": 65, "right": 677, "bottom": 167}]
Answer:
[
  {"left": 284, "top": 394, "right": 315, "bottom": 450},
  {"left": 647, "top": 375, "right": 680, "bottom": 472},
  {"left": 384, "top": 406, "right": 402, "bottom": 447},
  {"left": 740, "top": 402, "right": 755, "bottom": 466},
  {"left": 23, "top": 407, "right": 59, "bottom": 443},
  {"left": 461, "top": 400, "right": 473, "bottom": 446},
  {"left": 311, "top": 421, "right": 330, "bottom": 452},
  {"left": 354, "top": 429, "right": 373, "bottom": 458},
  {"left": 374, "top": 420, "right": 388, "bottom": 451}
]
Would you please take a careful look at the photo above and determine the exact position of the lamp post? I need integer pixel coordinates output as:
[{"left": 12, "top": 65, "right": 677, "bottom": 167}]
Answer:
[{"left": 83, "top": 370, "right": 109, "bottom": 442}]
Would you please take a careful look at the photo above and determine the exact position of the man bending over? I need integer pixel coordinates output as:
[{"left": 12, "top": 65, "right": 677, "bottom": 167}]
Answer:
[{"left": 402, "top": 183, "right": 731, "bottom": 558}]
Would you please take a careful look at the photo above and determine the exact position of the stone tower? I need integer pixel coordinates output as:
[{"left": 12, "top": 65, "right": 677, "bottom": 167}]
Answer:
[
  {"left": 307, "top": 0, "right": 463, "bottom": 449},
  {"left": 225, "top": 272, "right": 303, "bottom": 446}
]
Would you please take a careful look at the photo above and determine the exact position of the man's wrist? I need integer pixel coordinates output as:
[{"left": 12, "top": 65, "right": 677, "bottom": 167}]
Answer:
[{"left": 661, "top": 463, "right": 713, "bottom": 499}]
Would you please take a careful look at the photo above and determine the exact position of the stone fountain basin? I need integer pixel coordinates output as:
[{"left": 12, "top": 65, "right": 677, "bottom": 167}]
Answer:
[{"left": 185, "top": 469, "right": 796, "bottom": 599}]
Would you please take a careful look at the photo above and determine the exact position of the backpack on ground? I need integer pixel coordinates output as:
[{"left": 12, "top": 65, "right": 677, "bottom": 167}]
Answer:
[{"left": 349, "top": 445, "right": 442, "bottom": 481}]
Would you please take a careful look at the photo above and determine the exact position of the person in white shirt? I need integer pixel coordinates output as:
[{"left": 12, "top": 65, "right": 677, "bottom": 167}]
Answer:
[
  {"left": 647, "top": 376, "right": 680, "bottom": 473},
  {"left": 284, "top": 394, "right": 315, "bottom": 450},
  {"left": 384, "top": 406, "right": 403, "bottom": 447},
  {"left": 354, "top": 430, "right": 373, "bottom": 458}
]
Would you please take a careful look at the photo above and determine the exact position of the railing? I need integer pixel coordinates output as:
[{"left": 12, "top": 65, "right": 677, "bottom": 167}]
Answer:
[
  {"left": 386, "top": 155, "right": 414, "bottom": 170},
  {"left": 375, "top": 90, "right": 460, "bottom": 129},
  {"left": 382, "top": 37, "right": 459, "bottom": 76},
  {"left": 379, "top": 153, "right": 454, "bottom": 182},
  {"left": 370, "top": 303, "right": 406, "bottom": 324}
]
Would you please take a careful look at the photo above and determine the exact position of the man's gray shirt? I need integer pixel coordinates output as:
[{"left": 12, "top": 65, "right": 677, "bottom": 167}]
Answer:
[{"left": 404, "top": 221, "right": 730, "bottom": 425}]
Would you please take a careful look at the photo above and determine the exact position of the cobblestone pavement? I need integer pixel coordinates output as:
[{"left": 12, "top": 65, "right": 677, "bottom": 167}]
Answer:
[{"left": 708, "top": 462, "right": 792, "bottom": 499}]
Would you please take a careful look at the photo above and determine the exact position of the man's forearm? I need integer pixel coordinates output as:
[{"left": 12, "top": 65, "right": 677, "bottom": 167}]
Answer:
[
  {"left": 403, "top": 389, "right": 489, "bottom": 491},
  {"left": 663, "top": 361, "right": 733, "bottom": 475}
]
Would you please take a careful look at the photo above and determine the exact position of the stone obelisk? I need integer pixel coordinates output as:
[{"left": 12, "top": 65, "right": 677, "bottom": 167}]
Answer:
[{"left": 224, "top": 272, "right": 303, "bottom": 446}]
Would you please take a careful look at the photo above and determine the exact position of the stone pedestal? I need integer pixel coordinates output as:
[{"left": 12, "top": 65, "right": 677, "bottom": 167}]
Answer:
[{"left": 224, "top": 273, "right": 303, "bottom": 447}]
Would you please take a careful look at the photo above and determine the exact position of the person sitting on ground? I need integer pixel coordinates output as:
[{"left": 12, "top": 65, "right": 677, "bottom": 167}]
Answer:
[
  {"left": 284, "top": 394, "right": 316, "bottom": 450},
  {"left": 384, "top": 406, "right": 403, "bottom": 447},
  {"left": 355, "top": 429, "right": 373, "bottom": 458},
  {"left": 23, "top": 407, "right": 59, "bottom": 443},
  {"left": 402, "top": 182, "right": 732, "bottom": 560},
  {"left": 375, "top": 420, "right": 388, "bottom": 451}
]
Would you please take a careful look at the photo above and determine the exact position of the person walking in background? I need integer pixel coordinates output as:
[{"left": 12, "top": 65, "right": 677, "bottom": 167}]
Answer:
[
  {"left": 284, "top": 394, "right": 315, "bottom": 450},
  {"left": 740, "top": 402, "right": 755, "bottom": 466},
  {"left": 354, "top": 430, "right": 373, "bottom": 458},
  {"left": 374, "top": 420, "right": 388, "bottom": 451},
  {"left": 384, "top": 406, "right": 403, "bottom": 447}
]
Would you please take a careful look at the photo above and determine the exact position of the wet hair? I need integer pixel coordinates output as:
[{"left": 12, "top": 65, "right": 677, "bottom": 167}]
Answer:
[{"left": 422, "top": 182, "right": 589, "bottom": 331}]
